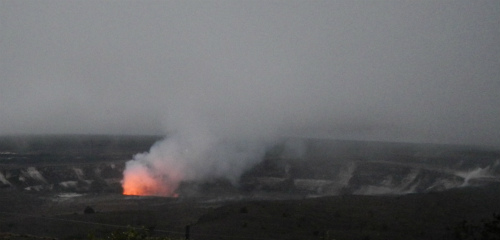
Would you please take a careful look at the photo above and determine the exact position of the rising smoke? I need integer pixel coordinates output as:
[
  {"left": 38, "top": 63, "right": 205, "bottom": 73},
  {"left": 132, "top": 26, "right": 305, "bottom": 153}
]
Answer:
[{"left": 122, "top": 116, "right": 274, "bottom": 196}]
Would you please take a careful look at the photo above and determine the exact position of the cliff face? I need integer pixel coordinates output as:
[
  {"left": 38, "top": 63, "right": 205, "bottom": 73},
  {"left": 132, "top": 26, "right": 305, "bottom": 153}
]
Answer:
[
  {"left": 1, "top": 136, "right": 499, "bottom": 197},
  {"left": 239, "top": 140, "right": 500, "bottom": 196},
  {"left": 0, "top": 135, "right": 158, "bottom": 194},
  {"left": 0, "top": 162, "right": 125, "bottom": 193},
  {"left": 238, "top": 160, "right": 500, "bottom": 196}
]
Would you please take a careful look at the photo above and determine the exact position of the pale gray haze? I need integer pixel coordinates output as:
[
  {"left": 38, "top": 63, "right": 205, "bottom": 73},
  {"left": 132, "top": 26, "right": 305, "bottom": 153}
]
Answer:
[{"left": 1, "top": 1, "right": 499, "bottom": 147}]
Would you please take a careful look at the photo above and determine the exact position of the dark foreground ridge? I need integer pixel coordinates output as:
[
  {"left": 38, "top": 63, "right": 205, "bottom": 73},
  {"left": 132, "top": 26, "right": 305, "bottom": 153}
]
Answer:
[{"left": 1, "top": 185, "right": 500, "bottom": 240}]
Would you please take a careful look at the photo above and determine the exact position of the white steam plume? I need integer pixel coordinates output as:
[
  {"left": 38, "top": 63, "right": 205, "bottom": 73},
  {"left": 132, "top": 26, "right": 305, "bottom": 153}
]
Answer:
[{"left": 122, "top": 115, "right": 273, "bottom": 196}]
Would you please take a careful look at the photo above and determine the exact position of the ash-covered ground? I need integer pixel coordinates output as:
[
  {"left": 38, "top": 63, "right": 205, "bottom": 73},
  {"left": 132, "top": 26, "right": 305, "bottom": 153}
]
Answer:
[{"left": 1, "top": 135, "right": 500, "bottom": 240}]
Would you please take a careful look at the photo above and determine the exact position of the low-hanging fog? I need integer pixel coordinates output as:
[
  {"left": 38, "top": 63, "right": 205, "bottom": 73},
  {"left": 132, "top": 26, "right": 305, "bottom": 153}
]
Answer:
[{"left": 1, "top": 1, "right": 499, "bottom": 195}]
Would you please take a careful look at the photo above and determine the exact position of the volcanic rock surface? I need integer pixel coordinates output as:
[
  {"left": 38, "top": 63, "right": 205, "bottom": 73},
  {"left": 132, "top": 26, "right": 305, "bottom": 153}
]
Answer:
[
  {"left": 1, "top": 135, "right": 500, "bottom": 240},
  {"left": 1, "top": 135, "right": 499, "bottom": 198}
]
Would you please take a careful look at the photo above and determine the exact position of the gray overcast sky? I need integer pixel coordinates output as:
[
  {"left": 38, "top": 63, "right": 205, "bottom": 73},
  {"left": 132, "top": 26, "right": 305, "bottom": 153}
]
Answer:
[{"left": 1, "top": 1, "right": 499, "bottom": 147}]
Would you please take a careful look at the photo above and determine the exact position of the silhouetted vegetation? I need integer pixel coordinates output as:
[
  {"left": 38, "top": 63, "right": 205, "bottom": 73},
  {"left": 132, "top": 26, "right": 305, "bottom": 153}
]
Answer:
[
  {"left": 84, "top": 206, "right": 95, "bottom": 214},
  {"left": 88, "top": 227, "right": 181, "bottom": 240},
  {"left": 453, "top": 214, "right": 500, "bottom": 240}
]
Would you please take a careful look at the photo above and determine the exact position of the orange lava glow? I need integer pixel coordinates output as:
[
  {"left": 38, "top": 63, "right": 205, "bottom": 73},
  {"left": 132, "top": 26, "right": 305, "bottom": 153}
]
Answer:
[{"left": 122, "top": 166, "right": 179, "bottom": 197}]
